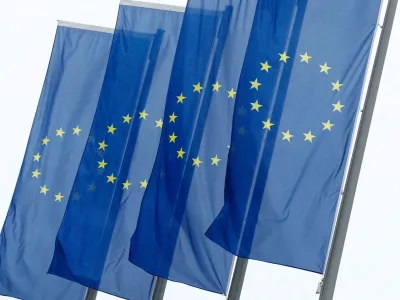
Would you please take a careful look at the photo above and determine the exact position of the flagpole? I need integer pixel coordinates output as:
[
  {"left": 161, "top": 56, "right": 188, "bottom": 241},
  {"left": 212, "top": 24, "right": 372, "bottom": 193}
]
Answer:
[
  {"left": 319, "top": 0, "right": 398, "bottom": 299},
  {"left": 85, "top": 288, "right": 98, "bottom": 300},
  {"left": 226, "top": 257, "right": 248, "bottom": 300},
  {"left": 152, "top": 277, "right": 168, "bottom": 300}
]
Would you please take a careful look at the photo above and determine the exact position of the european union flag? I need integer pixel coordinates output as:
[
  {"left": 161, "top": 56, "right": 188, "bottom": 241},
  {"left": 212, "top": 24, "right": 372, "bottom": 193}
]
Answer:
[
  {"left": 129, "top": 0, "right": 257, "bottom": 294},
  {"left": 49, "top": 3, "right": 184, "bottom": 299},
  {"left": 0, "top": 23, "right": 111, "bottom": 300},
  {"left": 206, "top": 0, "right": 381, "bottom": 273}
]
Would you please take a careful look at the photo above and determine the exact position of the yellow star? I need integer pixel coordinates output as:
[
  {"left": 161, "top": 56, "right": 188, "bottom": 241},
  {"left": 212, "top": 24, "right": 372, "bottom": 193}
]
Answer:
[
  {"left": 320, "top": 63, "right": 332, "bottom": 74},
  {"left": 40, "top": 185, "right": 49, "bottom": 195},
  {"left": 123, "top": 114, "right": 132, "bottom": 124},
  {"left": 122, "top": 179, "right": 131, "bottom": 190},
  {"left": 193, "top": 82, "right": 203, "bottom": 93},
  {"left": 262, "top": 119, "right": 274, "bottom": 130},
  {"left": 260, "top": 60, "right": 272, "bottom": 72},
  {"left": 140, "top": 179, "right": 148, "bottom": 189},
  {"left": 73, "top": 126, "right": 82, "bottom": 135},
  {"left": 42, "top": 136, "right": 50, "bottom": 146},
  {"left": 211, "top": 155, "right": 221, "bottom": 166},
  {"left": 332, "top": 80, "right": 343, "bottom": 91},
  {"left": 322, "top": 120, "right": 335, "bottom": 131},
  {"left": 300, "top": 52, "right": 312, "bottom": 63},
  {"left": 54, "top": 192, "right": 64, "bottom": 202},
  {"left": 107, "top": 173, "right": 117, "bottom": 184},
  {"left": 33, "top": 153, "right": 41, "bottom": 162},
  {"left": 139, "top": 110, "right": 149, "bottom": 120},
  {"left": 32, "top": 169, "right": 41, "bottom": 179},
  {"left": 177, "top": 147, "right": 185, "bottom": 159},
  {"left": 177, "top": 93, "right": 186, "bottom": 104},
  {"left": 250, "top": 100, "right": 262, "bottom": 112},
  {"left": 279, "top": 52, "right": 290, "bottom": 63},
  {"left": 169, "top": 132, "right": 177, "bottom": 143},
  {"left": 98, "top": 159, "right": 107, "bottom": 169},
  {"left": 192, "top": 157, "right": 202, "bottom": 167},
  {"left": 155, "top": 119, "right": 163, "bottom": 128},
  {"left": 56, "top": 128, "right": 65, "bottom": 138},
  {"left": 282, "top": 130, "right": 294, "bottom": 142},
  {"left": 107, "top": 124, "right": 117, "bottom": 134},
  {"left": 333, "top": 101, "right": 345, "bottom": 112},
  {"left": 250, "top": 78, "right": 262, "bottom": 90},
  {"left": 227, "top": 88, "right": 236, "bottom": 99},
  {"left": 98, "top": 140, "right": 108, "bottom": 151},
  {"left": 169, "top": 112, "right": 178, "bottom": 123},
  {"left": 212, "top": 81, "right": 222, "bottom": 92},
  {"left": 304, "top": 131, "right": 316, "bottom": 143}
]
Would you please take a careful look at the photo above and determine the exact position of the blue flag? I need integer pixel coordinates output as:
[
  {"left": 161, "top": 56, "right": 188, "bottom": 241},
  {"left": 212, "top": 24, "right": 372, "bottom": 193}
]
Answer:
[
  {"left": 129, "top": 0, "right": 258, "bottom": 294},
  {"left": 49, "top": 3, "right": 184, "bottom": 299},
  {"left": 206, "top": 0, "right": 381, "bottom": 273},
  {"left": 0, "top": 23, "right": 111, "bottom": 300}
]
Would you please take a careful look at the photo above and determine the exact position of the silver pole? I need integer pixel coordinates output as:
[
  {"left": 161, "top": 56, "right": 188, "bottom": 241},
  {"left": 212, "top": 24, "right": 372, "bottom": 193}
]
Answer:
[
  {"left": 226, "top": 258, "right": 248, "bottom": 300},
  {"left": 152, "top": 277, "right": 168, "bottom": 300},
  {"left": 84, "top": 288, "right": 98, "bottom": 300},
  {"left": 319, "top": 1, "right": 398, "bottom": 299}
]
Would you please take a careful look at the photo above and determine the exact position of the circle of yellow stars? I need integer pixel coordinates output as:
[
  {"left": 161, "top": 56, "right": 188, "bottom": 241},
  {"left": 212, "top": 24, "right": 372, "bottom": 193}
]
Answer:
[
  {"left": 131, "top": 50, "right": 345, "bottom": 175},
  {"left": 237, "top": 50, "right": 345, "bottom": 144},
  {"left": 143, "top": 80, "right": 239, "bottom": 172},
  {"left": 32, "top": 50, "right": 345, "bottom": 199},
  {"left": 34, "top": 125, "right": 85, "bottom": 202},
  {"left": 158, "top": 52, "right": 345, "bottom": 177},
  {"left": 93, "top": 108, "right": 162, "bottom": 191},
  {"left": 33, "top": 109, "right": 159, "bottom": 198}
]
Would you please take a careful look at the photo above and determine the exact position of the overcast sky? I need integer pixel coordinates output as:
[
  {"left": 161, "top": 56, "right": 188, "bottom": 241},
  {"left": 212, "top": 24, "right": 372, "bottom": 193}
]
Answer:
[{"left": 0, "top": 0, "right": 399, "bottom": 299}]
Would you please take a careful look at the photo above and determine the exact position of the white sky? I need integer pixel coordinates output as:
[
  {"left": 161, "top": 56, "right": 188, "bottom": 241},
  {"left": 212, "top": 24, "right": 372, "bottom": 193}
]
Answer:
[{"left": 0, "top": 0, "right": 399, "bottom": 299}]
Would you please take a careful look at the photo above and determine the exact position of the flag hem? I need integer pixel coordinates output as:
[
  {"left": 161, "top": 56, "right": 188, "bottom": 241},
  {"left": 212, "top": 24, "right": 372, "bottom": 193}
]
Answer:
[
  {"left": 57, "top": 21, "right": 114, "bottom": 34},
  {"left": 120, "top": 0, "right": 186, "bottom": 12}
]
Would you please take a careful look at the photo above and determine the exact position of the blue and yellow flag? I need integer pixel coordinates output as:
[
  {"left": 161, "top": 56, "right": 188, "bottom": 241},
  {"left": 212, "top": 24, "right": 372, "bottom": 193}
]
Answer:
[
  {"left": 129, "top": 0, "right": 258, "bottom": 294},
  {"left": 206, "top": 0, "right": 381, "bottom": 273},
  {"left": 49, "top": 3, "right": 184, "bottom": 298},
  {"left": 0, "top": 23, "right": 111, "bottom": 300}
]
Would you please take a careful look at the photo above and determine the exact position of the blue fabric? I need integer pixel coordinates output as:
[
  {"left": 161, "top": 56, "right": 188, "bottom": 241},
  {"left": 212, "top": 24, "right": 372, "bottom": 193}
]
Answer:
[
  {"left": 0, "top": 25, "right": 111, "bottom": 300},
  {"left": 129, "top": 0, "right": 257, "bottom": 294},
  {"left": 49, "top": 5, "right": 183, "bottom": 299},
  {"left": 206, "top": 0, "right": 381, "bottom": 273}
]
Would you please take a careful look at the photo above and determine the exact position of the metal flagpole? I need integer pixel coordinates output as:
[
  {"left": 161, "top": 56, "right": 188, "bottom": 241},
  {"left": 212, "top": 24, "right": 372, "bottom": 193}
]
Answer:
[
  {"left": 85, "top": 288, "right": 98, "bottom": 300},
  {"left": 152, "top": 277, "right": 168, "bottom": 300},
  {"left": 226, "top": 257, "right": 248, "bottom": 300},
  {"left": 319, "top": 0, "right": 398, "bottom": 299}
]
